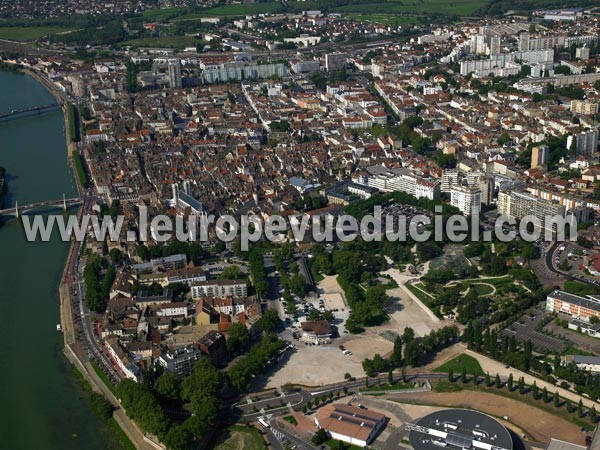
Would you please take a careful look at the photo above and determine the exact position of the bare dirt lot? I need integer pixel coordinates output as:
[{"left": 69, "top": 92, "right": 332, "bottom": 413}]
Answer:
[
  {"left": 317, "top": 275, "right": 345, "bottom": 298},
  {"left": 264, "top": 333, "right": 393, "bottom": 388},
  {"left": 374, "top": 284, "right": 448, "bottom": 338},
  {"left": 265, "top": 271, "right": 454, "bottom": 387},
  {"left": 392, "top": 390, "right": 586, "bottom": 445},
  {"left": 321, "top": 292, "right": 345, "bottom": 311}
]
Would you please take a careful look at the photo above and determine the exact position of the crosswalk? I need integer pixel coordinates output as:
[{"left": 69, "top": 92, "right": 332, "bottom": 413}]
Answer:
[{"left": 271, "top": 428, "right": 285, "bottom": 441}]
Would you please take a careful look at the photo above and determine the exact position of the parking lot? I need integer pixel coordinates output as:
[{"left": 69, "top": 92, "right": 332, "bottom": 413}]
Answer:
[
  {"left": 501, "top": 310, "right": 565, "bottom": 353},
  {"left": 544, "top": 313, "right": 600, "bottom": 355}
]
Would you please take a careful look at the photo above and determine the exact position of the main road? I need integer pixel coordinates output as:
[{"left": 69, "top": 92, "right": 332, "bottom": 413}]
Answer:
[
  {"left": 544, "top": 241, "right": 600, "bottom": 287},
  {"left": 60, "top": 193, "right": 158, "bottom": 450}
]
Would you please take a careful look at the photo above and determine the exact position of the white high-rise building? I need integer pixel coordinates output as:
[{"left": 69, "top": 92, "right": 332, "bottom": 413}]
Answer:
[
  {"left": 471, "top": 35, "right": 487, "bottom": 55},
  {"left": 441, "top": 170, "right": 459, "bottom": 193},
  {"left": 450, "top": 185, "right": 481, "bottom": 216}
]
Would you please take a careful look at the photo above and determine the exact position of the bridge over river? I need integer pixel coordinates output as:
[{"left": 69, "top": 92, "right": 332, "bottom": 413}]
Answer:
[
  {"left": 0, "top": 196, "right": 81, "bottom": 218},
  {"left": 0, "top": 103, "right": 61, "bottom": 122}
]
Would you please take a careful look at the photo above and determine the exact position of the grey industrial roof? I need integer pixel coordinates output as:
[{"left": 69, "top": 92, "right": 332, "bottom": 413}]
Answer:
[
  {"left": 409, "top": 409, "right": 513, "bottom": 450},
  {"left": 570, "top": 355, "right": 600, "bottom": 365},
  {"left": 548, "top": 290, "right": 600, "bottom": 313}
]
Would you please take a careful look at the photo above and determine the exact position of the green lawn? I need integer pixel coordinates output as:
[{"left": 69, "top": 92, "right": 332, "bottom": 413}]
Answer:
[
  {"left": 283, "top": 415, "right": 298, "bottom": 426},
  {"left": 212, "top": 425, "right": 267, "bottom": 450},
  {"left": 0, "top": 26, "right": 73, "bottom": 41},
  {"left": 479, "top": 275, "right": 512, "bottom": 286},
  {"left": 121, "top": 35, "right": 200, "bottom": 49},
  {"left": 332, "top": 0, "right": 486, "bottom": 16},
  {"left": 468, "top": 283, "right": 494, "bottom": 296},
  {"left": 407, "top": 282, "right": 435, "bottom": 300},
  {"left": 564, "top": 281, "right": 600, "bottom": 297},
  {"left": 204, "top": 3, "right": 283, "bottom": 16},
  {"left": 345, "top": 14, "right": 422, "bottom": 25},
  {"left": 324, "top": 438, "right": 364, "bottom": 450},
  {"left": 432, "top": 380, "right": 464, "bottom": 392},
  {"left": 433, "top": 354, "right": 485, "bottom": 377},
  {"left": 451, "top": 276, "right": 511, "bottom": 291},
  {"left": 141, "top": 0, "right": 482, "bottom": 23},
  {"left": 140, "top": 7, "right": 187, "bottom": 21}
]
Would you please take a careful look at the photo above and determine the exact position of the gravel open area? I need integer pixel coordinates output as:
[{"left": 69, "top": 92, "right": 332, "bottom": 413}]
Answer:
[
  {"left": 374, "top": 285, "right": 448, "bottom": 337},
  {"left": 265, "top": 273, "right": 450, "bottom": 387},
  {"left": 264, "top": 344, "right": 363, "bottom": 387}
]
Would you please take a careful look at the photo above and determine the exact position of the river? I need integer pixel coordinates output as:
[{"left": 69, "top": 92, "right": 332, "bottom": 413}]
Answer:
[{"left": 0, "top": 71, "right": 123, "bottom": 449}]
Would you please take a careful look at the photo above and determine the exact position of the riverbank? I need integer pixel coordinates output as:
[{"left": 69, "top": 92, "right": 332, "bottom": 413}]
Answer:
[
  {"left": 21, "top": 67, "right": 153, "bottom": 450},
  {"left": 0, "top": 69, "right": 126, "bottom": 450},
  {"left": 0, "top": 62, "right": 77, "bottom": 167},
  {"left": 0, "top": 165, "right": 6, "bottom": 208},
  {"left": 22, "top": 67, "right": 78, "bottom": 166}
]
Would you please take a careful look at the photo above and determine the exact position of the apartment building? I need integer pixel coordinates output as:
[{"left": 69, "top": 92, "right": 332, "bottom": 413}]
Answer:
[
  {"left": 190, "top": 279, "right": 248, "bottom": 299},
  {"left": 497, "top": 189, "right": 567, "bottom": 233},
  {"left": 357, "top": 166, "right": 440, "bottom": 200},
  {"left": 531, "top": 145, "right": 549, "bottom": 169},
  {"left": 202, "top": 62, "right": 286, "bottom": 83},
  {"left": 157, "top": 345, "right": 202, "bottom": 377},
  {"left": 450, "top": 185, "right": 481, "bottom": 216},
  {"left": 133, "top": 254, "right": 187, "bottom": 274},
  {"left": 441, "top": 169, "right": 459, "bottom": 193},
  {"left": 571, "top": 100, "right": 598, "bottom": 116},
  {"left": 105, "top": 338, "right": 141, "bottom": 382},
  {"left": 518, "top": 32, "right": 565, "bottom": 51},
  {"left": 567, "top": 130, "right": 599, "bottom": 156},
  {"left": 325, "top": 53, "right": 347, "bottom": 72},
  {"left": 479, "top": 175, "right": 495, "bottom": 206}
]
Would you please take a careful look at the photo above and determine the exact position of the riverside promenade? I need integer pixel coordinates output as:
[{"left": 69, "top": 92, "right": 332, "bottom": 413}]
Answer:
[{"left": 23, "top": 65, "right": 159, "bottom": 450}]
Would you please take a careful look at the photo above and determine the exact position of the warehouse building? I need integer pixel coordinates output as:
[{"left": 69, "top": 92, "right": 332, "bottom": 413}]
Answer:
[
  {"left": 408, "top": 409, "right": 513, "bottom": 450},
  {"left": 315, "top": 404, "right": 387, "bottom": 447}
]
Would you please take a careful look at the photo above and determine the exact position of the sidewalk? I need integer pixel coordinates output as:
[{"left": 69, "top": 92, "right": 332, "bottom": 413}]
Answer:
[
  {"left": 83, "top": 356, "right": 158, "bottom": 450},
  {"left": 460, "top": 344, "right": 600, "bottom": 409}
]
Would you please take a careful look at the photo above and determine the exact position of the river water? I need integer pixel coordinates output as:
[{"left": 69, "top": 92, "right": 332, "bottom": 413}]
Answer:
[{"left": 0, "top": 71, "right": 120, "bottom": 449}]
